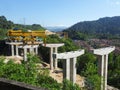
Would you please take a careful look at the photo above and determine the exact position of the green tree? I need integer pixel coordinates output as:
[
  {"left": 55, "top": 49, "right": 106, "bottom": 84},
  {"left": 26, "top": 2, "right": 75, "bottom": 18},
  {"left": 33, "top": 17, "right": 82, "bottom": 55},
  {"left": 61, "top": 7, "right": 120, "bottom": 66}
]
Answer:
[
  {"left": 108, "top": 54, "right": 120, "bottom": 89},
  {"left": 77, "top": 53, "right": 96, "bottom": 74},
  {"left": 82, "top": 62, "right": 101, "bottom": 90}
]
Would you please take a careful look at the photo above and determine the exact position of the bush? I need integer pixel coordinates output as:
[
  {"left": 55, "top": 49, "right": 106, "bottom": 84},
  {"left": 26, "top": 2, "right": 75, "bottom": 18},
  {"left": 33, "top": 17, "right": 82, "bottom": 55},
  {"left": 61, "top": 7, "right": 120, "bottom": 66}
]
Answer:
[
  {"left": 37, "top": 75, "right": 61, "bottom": 90},
  {"left": 0, "top": 55, "right": 61, "bottom": 90},
  {"left": 62, "top": 79, "right": 81, "bottom": 90}
]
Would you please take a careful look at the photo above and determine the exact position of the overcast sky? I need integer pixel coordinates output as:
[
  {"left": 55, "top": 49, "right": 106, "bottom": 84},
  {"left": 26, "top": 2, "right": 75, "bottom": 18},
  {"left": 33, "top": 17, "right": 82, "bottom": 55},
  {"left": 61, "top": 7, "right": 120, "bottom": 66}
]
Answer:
[{"left": 0, "top": 0, "right": 120, "bottom": 27}]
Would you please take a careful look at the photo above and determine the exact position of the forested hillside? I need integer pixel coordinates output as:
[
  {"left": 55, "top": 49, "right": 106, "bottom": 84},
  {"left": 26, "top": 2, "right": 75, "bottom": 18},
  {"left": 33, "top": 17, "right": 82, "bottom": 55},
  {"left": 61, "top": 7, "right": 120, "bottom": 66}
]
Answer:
[
  {"left": 0, "top": 16, "right": 45, "bottom": 40},
  {"left": 64, "top": 16, "right": 120, "bottom": 40}
]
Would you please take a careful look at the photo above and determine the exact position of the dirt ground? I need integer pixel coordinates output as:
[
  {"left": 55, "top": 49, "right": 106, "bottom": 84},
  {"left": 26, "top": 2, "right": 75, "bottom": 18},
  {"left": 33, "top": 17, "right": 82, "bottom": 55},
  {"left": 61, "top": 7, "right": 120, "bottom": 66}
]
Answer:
[
  {"left": 49, "top": 69, "right": 85, "bottom": 87},
  {"left": 4, "top": 56, "right": 23, "bottom": 64},
  {"left": 43, "top": 62, "right": 85, "bottom": 87}
]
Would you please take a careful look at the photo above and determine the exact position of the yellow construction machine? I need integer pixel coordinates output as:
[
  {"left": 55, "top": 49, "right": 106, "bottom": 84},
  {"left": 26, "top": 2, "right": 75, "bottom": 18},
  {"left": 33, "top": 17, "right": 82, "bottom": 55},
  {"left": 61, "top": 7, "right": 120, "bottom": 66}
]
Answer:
[{"left": 7, "top": 29, "right": 47, "bottom": 45}]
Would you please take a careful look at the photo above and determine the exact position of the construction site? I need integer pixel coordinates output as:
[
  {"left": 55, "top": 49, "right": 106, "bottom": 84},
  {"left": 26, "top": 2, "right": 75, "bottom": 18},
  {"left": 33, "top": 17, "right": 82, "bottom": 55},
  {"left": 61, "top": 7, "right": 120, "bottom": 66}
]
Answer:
[{"left": 0, "top": 29, "right": 118, "bottom": 90}]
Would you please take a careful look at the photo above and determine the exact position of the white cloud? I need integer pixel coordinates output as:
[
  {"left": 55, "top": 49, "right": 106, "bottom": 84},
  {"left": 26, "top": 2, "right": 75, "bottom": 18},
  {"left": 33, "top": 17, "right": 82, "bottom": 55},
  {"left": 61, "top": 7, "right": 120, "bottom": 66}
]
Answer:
[
  {"left": 115, "top": 1, "right": 120, "bottom": 5},
  {"left": 107, "top": 0, "right": 120, "bottom": 5}
]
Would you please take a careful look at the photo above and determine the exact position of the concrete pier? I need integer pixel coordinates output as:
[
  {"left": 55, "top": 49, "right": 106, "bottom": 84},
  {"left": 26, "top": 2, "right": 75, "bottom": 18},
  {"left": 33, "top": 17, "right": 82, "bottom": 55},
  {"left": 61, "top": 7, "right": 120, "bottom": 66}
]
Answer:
[
  {"left": 11, "top": 45, "right": 14, "bottom": 56},
  {"left": 93, "top": 46, "right": 115, "bottom": 90},
  {"left": 54, "top": 47, "right": 58, "bottom": 69},
  {"left": 42, "top": 43, "right": 64, "bottom": 70},
  {"left": 6, "top": 41, "right": 42, "bottom": 61},
  {"left": 70, "top": 57, "right": 77, "bottom": 83},
  {"left": 18, "top": 45, "right": 39, "bottom": 61},
  {"left": 24, "top": 48, "right": 27, "bottom": 61},
  {"left": 15, "top": 45, "right": 19, "bottom": 56},
  {"left": 35, "top": 47, "right": 38, "bottom": 54},
  {"left": 53, "top": 49, "right": 85, "bottom": 84},
  {"left": 64, "top": 58, "right": 70, "bottom": 80},
  {"left": 50, "top": 47, "right": 54, "bottom": 70},
  {"left": 6, "top": 42, "right": 23, "bottom": 56}
]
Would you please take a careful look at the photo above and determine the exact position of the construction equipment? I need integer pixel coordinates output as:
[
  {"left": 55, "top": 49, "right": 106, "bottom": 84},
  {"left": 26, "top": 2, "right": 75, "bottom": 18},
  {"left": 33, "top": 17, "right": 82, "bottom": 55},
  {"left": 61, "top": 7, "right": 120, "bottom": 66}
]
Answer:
[
  {"left": 7, "top": 29, "right": 47, "bottom": 45},
  {"left": 63, "top": 32, "right": 68, "bottom": 39}
]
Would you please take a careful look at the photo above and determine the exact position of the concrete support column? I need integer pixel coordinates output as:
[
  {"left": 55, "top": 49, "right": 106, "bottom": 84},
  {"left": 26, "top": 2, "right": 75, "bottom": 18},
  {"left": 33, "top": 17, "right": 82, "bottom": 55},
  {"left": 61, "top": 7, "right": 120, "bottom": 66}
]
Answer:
[
  {"left": 35, "top": 47, "right": 38, "bottom": 55},
  {"left": 70, "top": 57, "right": 76, "bottom": 84},
  {"left": 98, "top": 55, "right": 108, "bottom": 90},
  {"left": 104, "top": 54, "right": 108, "bottom": 90},
  {"left": 16, "top": 45, "right": 19, "bottom": 56},
  {"left": 30, "top": 47, "right": 33, "bottom": 54},
  {"left": 11, "top": 45, "right": 14, "bottom": 56},
  {"left": 63, "top": 58, "right": 70, "bottom": 80},
  {"left": 17, "top": 45, "right": 40, "bottom": 61},
  {"left": 101, "top": 55, "right": 104, "bottom": 90},
  {"left": 99, "top": 55, "right": 108, "bottom": 90},
  {"left": 24, "top": 48, "right": 27, "bottom": 61},
  {"left": 50, "top": 47, "right": 53, "bottom": 70},
  {"left": 54, "top": 47, "right": 58, "bottom": 69}
]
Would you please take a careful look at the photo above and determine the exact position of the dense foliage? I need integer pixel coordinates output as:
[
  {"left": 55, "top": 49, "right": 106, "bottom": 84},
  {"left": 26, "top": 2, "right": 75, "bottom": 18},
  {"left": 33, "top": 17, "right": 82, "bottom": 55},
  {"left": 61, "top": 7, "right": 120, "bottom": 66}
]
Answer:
[
  {"left": 62, "top": 79, "right": 81, "bottom": 90},
  {"left": 46, "top": 35, "right": 79, "bottom": 52},
  {"left": 108, "top": 53, "right": 120, "bottom": 89},
  {"left": 64, "top": 16, "right": 120, "bottom": 39},
  {"left": 14, "top": 24, "right": 45, "bottom": 31},
  {"left": 82, "top": 62, "right": 101, "bottom": 90},
  {"left": 0, "top": 16, "right": 13, "bottom": 39},
  {"left": 0, "top": 55, "right": 62, "bottom": 90},
  {"left": 77, "top": 53, "right": 101, "bottom": 90},
  {"left": 0, "top": 16, "right": 13, "bottom": 29}
]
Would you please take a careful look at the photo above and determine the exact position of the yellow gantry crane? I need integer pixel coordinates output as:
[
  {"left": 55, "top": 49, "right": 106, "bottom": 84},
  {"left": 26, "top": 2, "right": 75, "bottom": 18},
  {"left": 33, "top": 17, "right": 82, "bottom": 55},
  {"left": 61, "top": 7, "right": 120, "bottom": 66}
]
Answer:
[{"left": 7, "top": 29, "right": 47, "bottom": 45}]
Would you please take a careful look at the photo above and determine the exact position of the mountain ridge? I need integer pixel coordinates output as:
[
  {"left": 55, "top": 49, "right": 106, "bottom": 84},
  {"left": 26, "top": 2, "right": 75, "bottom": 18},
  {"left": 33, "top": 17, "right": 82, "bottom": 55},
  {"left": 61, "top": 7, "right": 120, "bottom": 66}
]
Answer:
[{"left": 64, "top": 16, "right": 120, "bottom": 39}]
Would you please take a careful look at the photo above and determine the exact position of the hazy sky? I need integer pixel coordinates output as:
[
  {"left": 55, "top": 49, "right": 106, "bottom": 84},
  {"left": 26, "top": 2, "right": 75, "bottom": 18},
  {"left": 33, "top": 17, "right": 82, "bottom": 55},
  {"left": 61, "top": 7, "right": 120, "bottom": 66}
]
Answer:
[{"left": 0, "top": 0, "right": 120, "bottom": 27}]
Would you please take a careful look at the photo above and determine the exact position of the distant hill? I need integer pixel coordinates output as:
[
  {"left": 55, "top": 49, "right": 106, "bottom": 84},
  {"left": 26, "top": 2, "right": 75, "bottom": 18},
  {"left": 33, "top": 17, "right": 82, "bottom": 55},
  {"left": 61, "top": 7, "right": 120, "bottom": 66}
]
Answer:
[
  {"left": 0, "top": 16, "right": 45, "bottom": 30},
  {"left": 45, "top": 26, "right": 67, "bottom": 32},
  {"left": 64, "top": 16, "right": 120, "bottom": 40}
]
